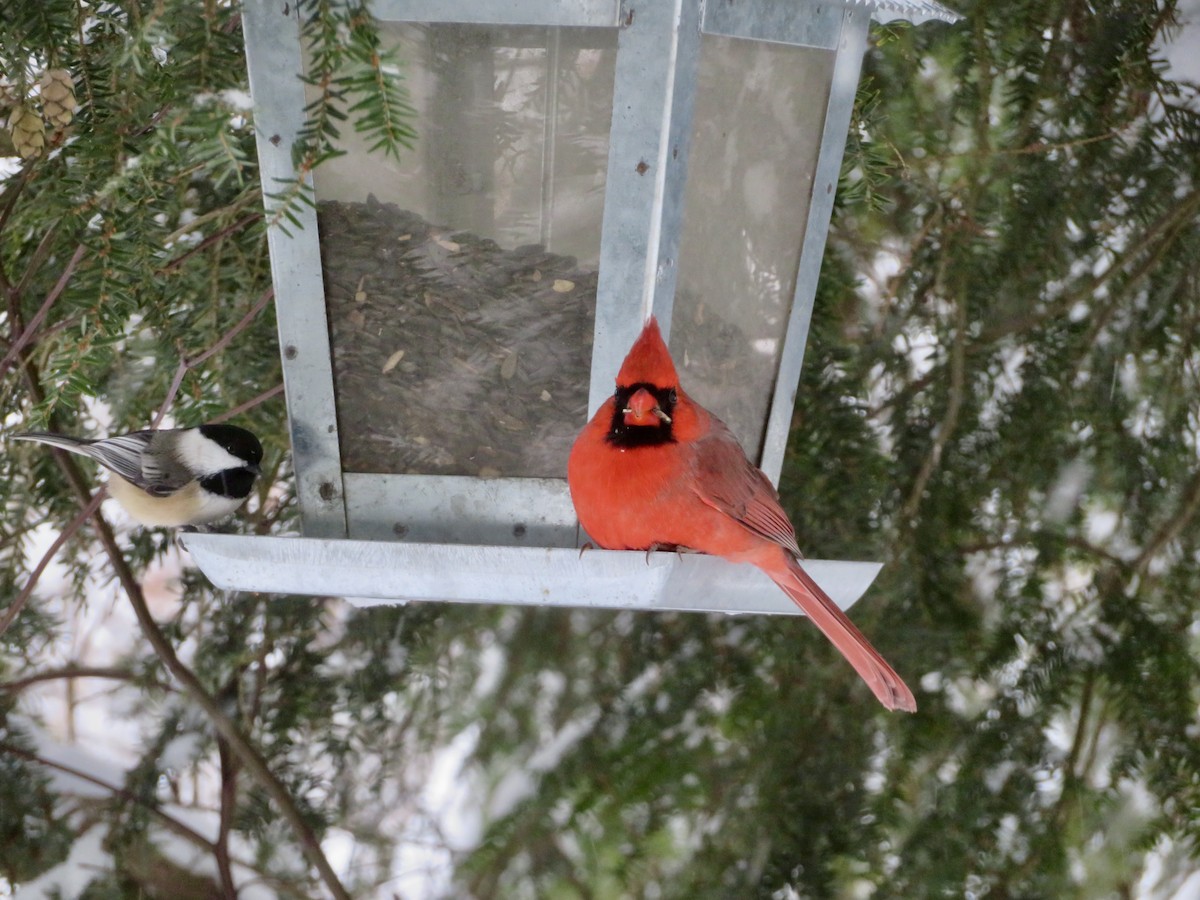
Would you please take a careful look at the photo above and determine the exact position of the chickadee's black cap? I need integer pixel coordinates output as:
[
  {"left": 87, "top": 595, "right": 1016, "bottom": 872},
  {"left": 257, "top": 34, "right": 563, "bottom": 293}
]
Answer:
[{"left": 199, "top": 423, "right": 263, "bottom": 467}]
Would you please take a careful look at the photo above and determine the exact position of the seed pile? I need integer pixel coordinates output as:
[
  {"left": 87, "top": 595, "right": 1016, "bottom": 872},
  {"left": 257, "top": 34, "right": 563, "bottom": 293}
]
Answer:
[{"left": 318, "top": 198, "right": 596, "bottom": 477}]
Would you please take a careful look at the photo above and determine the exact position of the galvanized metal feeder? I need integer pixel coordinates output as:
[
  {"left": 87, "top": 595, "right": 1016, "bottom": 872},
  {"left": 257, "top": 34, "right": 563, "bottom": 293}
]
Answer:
[{"left": 184, "top": 0, "right": 958, "bottom": 613}]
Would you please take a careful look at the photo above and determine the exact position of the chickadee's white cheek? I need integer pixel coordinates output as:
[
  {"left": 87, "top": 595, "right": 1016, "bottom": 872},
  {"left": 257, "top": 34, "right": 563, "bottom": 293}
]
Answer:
[{"left": 176, "top": 429, "right": 244, "bottom": 474}]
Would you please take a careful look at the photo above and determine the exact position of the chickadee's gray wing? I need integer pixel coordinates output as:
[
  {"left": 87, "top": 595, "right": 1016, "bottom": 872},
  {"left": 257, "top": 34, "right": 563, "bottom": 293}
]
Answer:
[
  {"left": 11, "top": 430, "right": 154, "bottom": 484},
  {"left": 12, "top": 429, "right": 194, "bottom": 497},
  {"left": 83, "top": 431, "right": 192, "bottom": 497},
  {"left": 77, "top": 431, "right": 160, "bottom": 486},
  {"left": 133, "top": 431, "right": 197, "bottom": 496}
]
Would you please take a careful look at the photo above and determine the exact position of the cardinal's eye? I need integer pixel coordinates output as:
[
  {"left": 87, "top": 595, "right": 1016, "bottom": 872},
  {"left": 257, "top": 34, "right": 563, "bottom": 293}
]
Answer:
[{"left": 668, "top": 388, "right": 678, "bottom": 405}]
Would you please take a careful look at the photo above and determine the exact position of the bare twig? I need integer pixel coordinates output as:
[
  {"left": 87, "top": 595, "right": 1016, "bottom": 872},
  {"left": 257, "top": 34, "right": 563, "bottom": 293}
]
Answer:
[
  {"left": 11, "top": 220, "right": 67, "bottom": 300},
  {"left": 0, "top": 663, "right": 171, "bottom": 694},
  {"left": 159, "top": 211, "right": 263, "bottom": 275},
  {"left": 0, "top": 164, "right": 32, "bottom": 292},
  {"left": 1133, "top": 466, "right": 1200, "bottom": 577},
  {"left": 150, "top": 285, "right": 274, "bottom": 428},
  {"left": 212, "top": 383, "right": 285, "bottom": 423},
  {"left": 153, "top": 362, "right": 191, "bottom": 430},
  {"left": 0, "top": 488, "right": 106, "bottom": 638},
  {"left": 0, "top": 738, "right": 306, "bottom": 896},
  {"left": 191, "top": 287, "right": 274, "bottom": 369},
  {"left": 215, "top": 738, "right": 240, "bottom": 899},
  {"left": 992, "top": 126, "right": 1131, "bottom": 158},
  {"left": 113, "top": 523, "right": 351, "bottom": 899},
  {"left": 0, "top": 243, "right": 89, "bottom": 382},
  {"left": 957, "top": 533, "right": 1130, "bottom": 571},
  {"left": 0, "top": 739, "right": 218, "bottom": 856},
  {"left": 902, "top": 267, "right": 968, "bottom": 524}
]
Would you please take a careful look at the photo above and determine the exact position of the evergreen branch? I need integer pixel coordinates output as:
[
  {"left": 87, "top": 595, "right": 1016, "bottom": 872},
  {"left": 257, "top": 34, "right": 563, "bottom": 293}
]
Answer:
[
  {"left": 11, "top": 218, "right": 67, "bottom": 300},
  {"left": 1064, "top": 189, "right": 1200, "bottom": 382},
  {"left": 970, "top": 18, "right": 994, "bottom": 159},
  {"left": 159, "top": 211, "right": 263, "bottom": 275},
  {"left": 957, "top": 534, "right": 1130, "bottom": 570},
  {"left": 1012, "top": 0, "right": 1069, "bottom": 148},
  {"left": 994, "top": 126, "right": 1131, "bottom": 158},
  {"left": 0, "top": 243, "right": 88, "bottom": 382},
  {"left": 0, "top": 164, "right": 33, "bottom": 293},
  {"left": 150, "top": 285, "right": 274, "bottom": 428},
  {"left": 1132, "top": 466, "right": 1200, "bottom": 577},
  {"left": 0, "top": 663, "right": 169, "bottom": 693},
  {"left": 976, "top": 186, "right": 1200, "bottom": 348},
  {"left": 344, "top": 39, "right": 417, "bottom": 158},
  {"left": 901, "top": 267, "right": 967, "bottom": 524},
  {"left": 216, "top": 738, "right": 239, "bottom": 899},
  {"left": 159, "top": 189, "right": 262, "bottom": 247},
  {"left": 0, "top": 739, "right": 305, "bottom": 898},
  {"left": 1013, "top": 669, "right": 1101, "bottom": 889},
  {"left": 263, "top": 173, "right": 319, "bottom": 235},
  {"left": 72, "top": 0, "right": 96, "bottom": 115},
  {"left": 1061, "top": 668, "right": 1095, "bottom": 784},
  {"left": 0, "top": 739, "right": 219, "bottom": 858},
  {"left": 0, "top": 488, "right": 105, "bottom": 639},
  {"left": 18, "top": 359, "right": 352, "bottom": 900}
]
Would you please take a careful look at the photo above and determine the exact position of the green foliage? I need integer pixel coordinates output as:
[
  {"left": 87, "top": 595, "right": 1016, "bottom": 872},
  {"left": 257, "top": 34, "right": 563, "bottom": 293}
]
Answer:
[
  {"left": 0, "top": 713, "right": 74, "bottom": 883},
  {"left": 818, "top": 1, "right": 1200, "bottom": 896},
  {"left": 0, "top": 0, "right": 404, "bottom": 894},
  {"left": 268, "top": 0, "right": 418, "bottom": 232}
]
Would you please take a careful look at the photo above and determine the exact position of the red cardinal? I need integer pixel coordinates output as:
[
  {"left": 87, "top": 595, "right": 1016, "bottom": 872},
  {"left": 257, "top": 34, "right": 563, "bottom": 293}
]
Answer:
[{"left": 568, "top": 317, "right": 916, "bottom": 712}]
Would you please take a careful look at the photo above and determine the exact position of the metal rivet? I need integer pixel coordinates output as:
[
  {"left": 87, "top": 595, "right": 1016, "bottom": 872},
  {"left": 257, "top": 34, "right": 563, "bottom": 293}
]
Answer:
[
  {"left": 513, "top": 523, "right": 527, "bottom": 538},
  {"left": 635, "top": 160, "right": 648, "bottom": 175},
  {"left": 393, "top": 523, "right": 408, "bottom": 537},
  {"left": 318, "top": 481, "right": 336, "bottom": 501},
  {"left": 284, "top": 345, "right": 298, "bottom": 359}
]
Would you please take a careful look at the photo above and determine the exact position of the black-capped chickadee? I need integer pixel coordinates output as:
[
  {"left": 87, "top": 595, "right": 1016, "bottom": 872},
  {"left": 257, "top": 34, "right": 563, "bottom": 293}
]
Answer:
[{"left": 11, "top": 424, "right": 263, "bottom": 529}]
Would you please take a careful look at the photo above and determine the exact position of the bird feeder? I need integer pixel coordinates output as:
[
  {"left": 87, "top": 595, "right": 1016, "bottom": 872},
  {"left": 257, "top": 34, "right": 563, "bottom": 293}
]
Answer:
[{"left": 184, "top": 0, "right": 958, "bottom": 613}]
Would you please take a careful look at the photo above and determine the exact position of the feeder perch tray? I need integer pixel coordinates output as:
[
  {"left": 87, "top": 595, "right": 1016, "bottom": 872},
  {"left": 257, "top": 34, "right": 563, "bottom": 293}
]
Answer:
[{"left": 182, "top": 533, "right": 882, "bottom": 616}]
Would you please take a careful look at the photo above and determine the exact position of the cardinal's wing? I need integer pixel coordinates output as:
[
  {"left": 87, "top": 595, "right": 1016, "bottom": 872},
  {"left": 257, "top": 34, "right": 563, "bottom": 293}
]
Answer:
[{"left": 691, "top": 418, "right": 804, "bottom": 557}]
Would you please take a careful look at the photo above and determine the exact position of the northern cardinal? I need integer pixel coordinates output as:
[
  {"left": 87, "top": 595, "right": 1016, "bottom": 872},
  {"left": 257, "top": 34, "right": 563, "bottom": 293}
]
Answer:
[{"left": 567, "top": 318, "right": 916, "bottom": 712}]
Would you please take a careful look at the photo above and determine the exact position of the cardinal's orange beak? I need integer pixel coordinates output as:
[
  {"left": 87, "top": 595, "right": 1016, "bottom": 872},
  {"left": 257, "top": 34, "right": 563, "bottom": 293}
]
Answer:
[{"left": 623, "top": 388, "right": 671, "bottom": 426}]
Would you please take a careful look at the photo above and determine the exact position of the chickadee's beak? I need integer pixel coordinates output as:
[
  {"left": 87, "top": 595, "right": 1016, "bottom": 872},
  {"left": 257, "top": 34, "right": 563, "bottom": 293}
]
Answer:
[{"left": 248, "top": 463, "right": 262, "bottom": 475}]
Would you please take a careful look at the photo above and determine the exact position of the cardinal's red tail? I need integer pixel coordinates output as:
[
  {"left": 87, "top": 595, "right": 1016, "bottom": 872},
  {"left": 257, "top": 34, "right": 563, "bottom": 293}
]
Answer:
[{"left": 763, "top": 554, "right": 917, "bottom": 712}]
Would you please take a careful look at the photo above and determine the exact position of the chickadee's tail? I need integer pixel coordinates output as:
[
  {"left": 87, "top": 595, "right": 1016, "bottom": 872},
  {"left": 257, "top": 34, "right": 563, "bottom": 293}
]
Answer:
[{"left": 9, "top": 432, "right": 95, "bottom": 457}]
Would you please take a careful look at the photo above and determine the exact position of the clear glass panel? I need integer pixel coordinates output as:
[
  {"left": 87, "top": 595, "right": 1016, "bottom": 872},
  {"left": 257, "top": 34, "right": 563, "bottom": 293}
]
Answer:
[
  {"left": 309, "top": 24, "right": 617, "bottom": 477},
  {"left": 671, "top": 35, "right": 834, "bottom": 462}
]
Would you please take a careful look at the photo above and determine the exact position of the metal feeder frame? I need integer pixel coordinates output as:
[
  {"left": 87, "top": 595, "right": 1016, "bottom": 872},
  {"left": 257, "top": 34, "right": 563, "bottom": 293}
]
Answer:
[{"left": 184, "top": 0, "right": 959, "bottom": 615}]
